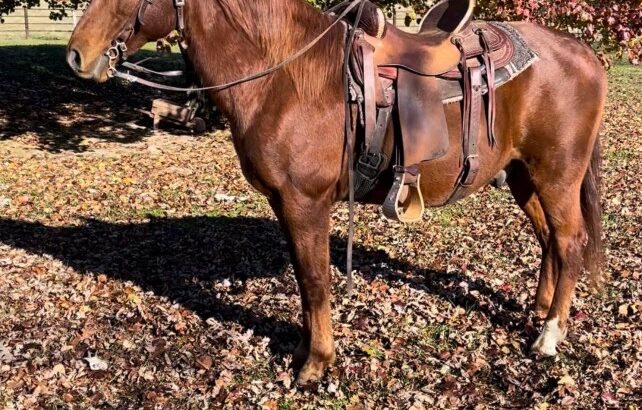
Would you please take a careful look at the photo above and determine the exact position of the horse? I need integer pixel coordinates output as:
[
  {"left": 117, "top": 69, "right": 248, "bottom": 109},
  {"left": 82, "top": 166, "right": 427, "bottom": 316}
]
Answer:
[{"left": 66, "top": 0, "right": 607, "bottom": 384}]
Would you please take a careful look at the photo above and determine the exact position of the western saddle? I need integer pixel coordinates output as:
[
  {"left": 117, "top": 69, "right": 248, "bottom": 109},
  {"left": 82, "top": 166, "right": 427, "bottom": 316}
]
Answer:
[{"left": 341, "top": 0, "right": 534, "bottom": 223}]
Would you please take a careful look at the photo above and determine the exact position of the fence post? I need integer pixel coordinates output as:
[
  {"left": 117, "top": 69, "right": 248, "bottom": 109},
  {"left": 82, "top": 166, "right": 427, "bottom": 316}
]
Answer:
[
  {"left": 72, "top": 10, "right": 77, "bottom": 28},
  {"left": 23, "top": 6, "right": 29, "bottom": 39}
]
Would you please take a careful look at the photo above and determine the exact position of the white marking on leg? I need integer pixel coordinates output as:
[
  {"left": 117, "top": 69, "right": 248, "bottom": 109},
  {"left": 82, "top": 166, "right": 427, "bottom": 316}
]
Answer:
[{"left": 531, "top": 317, "right": 565, "bottom": 356}]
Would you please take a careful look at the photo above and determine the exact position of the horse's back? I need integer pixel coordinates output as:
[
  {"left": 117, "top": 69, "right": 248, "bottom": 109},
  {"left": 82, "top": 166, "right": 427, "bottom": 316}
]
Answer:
[
  {"left": 514, "top": 21, "right": 605, "bottom": 80},
  {"left": 507, "top": 22, "right": 607, "bottom": 163},
  {"left": 414, "top": 21, "right": 607, "bottom": 206}
]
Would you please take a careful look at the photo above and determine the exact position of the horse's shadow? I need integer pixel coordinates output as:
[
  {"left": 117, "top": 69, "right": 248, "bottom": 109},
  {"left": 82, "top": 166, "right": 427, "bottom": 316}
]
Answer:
[{"left": 0, "top": 216, "right": 526, "bottom": 357}]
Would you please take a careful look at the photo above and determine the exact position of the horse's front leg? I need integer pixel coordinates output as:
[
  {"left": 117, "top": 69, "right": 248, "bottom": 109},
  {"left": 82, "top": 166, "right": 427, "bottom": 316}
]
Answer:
[{"left": 270, "top": 194, "right": 335, "bottom": 384}]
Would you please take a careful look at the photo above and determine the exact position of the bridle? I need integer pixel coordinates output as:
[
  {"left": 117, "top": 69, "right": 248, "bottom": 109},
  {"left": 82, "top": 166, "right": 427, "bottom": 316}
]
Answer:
[
  {"left": 106, "top": 0, "right": 186, "bottom": 78},
  {"left": 102, "top": 0, "right": 368, "bottom": 295}
]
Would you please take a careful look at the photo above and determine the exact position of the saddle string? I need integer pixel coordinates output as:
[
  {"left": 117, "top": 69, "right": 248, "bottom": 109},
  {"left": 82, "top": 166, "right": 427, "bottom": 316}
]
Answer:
[
  {"left": 477, "top": 29, "right": 497, "bottom": 147},
  {"left": 107, "top": 0, "right": 364, "bottom": 93}
]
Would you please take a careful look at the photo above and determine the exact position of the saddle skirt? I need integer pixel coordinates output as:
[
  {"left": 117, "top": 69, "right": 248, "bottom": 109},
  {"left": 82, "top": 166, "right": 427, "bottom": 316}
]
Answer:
[{"left": 438, "top": 22, "right": 539, "bottom": 104}]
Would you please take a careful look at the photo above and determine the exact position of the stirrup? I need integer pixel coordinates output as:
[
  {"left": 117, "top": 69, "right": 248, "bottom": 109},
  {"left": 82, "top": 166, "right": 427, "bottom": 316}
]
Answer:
[{"left": 382, "top": 167, "right": 425, "bottom": 223}]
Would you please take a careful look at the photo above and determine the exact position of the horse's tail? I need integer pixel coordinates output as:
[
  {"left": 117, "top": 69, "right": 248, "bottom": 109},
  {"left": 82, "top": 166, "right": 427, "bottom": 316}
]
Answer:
[{"left": 581, "top": 138, "right": 603, "bottom": 288}]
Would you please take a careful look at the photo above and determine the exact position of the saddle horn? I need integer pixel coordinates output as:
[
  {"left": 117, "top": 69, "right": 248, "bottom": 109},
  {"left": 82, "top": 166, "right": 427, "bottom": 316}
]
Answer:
[{"left": 335, "top": 0, "right": 387, "bottom": 39}]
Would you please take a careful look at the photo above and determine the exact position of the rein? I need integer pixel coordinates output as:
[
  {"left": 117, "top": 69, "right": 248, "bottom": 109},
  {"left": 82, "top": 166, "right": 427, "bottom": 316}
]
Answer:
[
  {"left": 108, "top": 0, "right": 366, "bottom": 295},
  {"left": 106, "top": 0, "right": 365, "bottom": 93}
]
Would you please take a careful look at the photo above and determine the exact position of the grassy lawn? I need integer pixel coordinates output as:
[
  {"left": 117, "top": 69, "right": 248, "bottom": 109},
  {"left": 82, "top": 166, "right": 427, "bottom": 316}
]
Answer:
[
  {"left": 0, "top": 38, "right": 67, "bottom": 46},
  {"left": 0, "top": 41, "right": 640, "bottom": 409}
]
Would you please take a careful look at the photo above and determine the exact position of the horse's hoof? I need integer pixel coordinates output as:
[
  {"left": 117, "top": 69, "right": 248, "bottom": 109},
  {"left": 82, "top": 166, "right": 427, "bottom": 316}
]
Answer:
[
  {"left": 531, "top": 318, "right": 566, "bottom": 357},
  {"left": 531, "top": 334, "right": 558, "bottom": 357},
  {"left": 295, "top": 360, "right": 327, "bottom": 386}
]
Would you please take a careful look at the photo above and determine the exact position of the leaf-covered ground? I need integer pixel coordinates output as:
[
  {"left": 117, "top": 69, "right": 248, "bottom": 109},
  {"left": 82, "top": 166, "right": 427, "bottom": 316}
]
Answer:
[{"left": 0, "top": 44, "right": 641, "bottom": 409}]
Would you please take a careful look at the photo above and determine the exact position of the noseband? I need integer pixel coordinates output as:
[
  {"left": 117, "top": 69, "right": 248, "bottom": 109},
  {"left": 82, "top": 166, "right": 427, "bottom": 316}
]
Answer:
[{"left": 106, "top": 0, "right": 186, "bottom": 77}]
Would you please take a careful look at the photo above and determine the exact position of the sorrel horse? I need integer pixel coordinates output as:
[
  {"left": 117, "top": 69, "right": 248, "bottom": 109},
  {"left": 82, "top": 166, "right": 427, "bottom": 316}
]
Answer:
[{"left": 66, "top": 0, "right": 607, "bottom": 383}]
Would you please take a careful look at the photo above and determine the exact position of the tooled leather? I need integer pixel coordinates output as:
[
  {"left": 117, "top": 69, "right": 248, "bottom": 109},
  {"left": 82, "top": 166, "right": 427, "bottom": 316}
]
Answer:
[{"left": 440, "top": 23, "right": 513, "bottom": 79}]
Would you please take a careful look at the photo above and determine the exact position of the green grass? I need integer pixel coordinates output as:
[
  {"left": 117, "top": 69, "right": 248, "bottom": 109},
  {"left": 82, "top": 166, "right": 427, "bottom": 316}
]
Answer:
[
  {"left": 605, "top": 148, "right": 638, "bottom": 162},
  {"left": 0, "top": 37, "right": 67, "bottom": 46},
  {"left": 421, "top": 324, "right": 455, "bottom": 350}
]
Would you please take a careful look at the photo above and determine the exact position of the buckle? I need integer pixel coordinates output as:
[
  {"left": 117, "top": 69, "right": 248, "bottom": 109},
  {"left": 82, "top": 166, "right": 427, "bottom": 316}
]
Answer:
[
  {"left": 356, "top": 152, "right": 385, "bottom": 180},
  {"left": 175, "top": 0, "right": 185, "bottom": 6}
]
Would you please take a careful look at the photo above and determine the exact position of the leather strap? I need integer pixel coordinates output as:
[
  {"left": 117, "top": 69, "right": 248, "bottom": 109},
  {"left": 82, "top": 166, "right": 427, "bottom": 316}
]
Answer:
[
  {"left": 441, "top": 38, "right": 483, "bottom": 205},
  {"left": 461, "top": 66, "right": 482, "bottom": 186},
  {"left": 354, "top": 104, "right": 392, "bottom": 199},
  {"left": 344, "top": 0, "right": 368, "bottom": 296},
  {"left": 353, "top": 38, "right": 393, "bottom": 199},
  {"left": 362, "top": 40, "right": 376, "bottom": 150},
  {"left": 137, "top": 0, "right": 152, "bottom": 24},
  {"left": 122, "top": 60, "right": 184, "bottom": 77},
  {"left": 116, "top": 0, "right": 152, "bottom": 47},
  {"left": 175, "top": 0, "right": 188, "bottom": 49},
  {"left": 478, "top": 29, "right": 497, "bottom": 147}
]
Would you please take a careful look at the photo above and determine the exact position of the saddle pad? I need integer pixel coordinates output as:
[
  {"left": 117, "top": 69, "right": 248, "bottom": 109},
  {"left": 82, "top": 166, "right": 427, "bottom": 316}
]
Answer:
[{"left": 440, "top": 22, "right": 539, "bottom": 104}]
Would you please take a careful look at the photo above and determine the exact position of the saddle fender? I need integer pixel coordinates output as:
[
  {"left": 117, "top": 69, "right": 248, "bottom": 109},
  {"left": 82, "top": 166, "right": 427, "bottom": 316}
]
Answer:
[{"left": 396, "top": 69, "right": 450, "bottom": 167}]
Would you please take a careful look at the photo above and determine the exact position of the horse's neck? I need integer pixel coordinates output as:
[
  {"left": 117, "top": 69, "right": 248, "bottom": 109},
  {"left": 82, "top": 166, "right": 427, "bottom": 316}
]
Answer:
[{"left": 183, "top": 0, "right": 343, "bottom": 134}]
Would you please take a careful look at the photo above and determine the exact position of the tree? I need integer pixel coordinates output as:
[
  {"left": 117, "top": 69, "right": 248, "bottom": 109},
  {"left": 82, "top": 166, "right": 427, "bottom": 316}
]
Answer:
[
  {"left": 2, "top": 0, "right": 640, "bottom": 63},
  {"left": 471, "top": 0, "right": 642, "bottom": 64},
  {"left": 308, "top": 0, "right": 642, "bottom": 64},
  {"left": 0, "top": 0, "right": 86, "bottom": 23}
]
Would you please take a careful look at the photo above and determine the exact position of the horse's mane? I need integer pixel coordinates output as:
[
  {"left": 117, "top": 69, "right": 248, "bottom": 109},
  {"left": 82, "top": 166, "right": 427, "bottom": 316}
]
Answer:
[{"left": 217, "top": 0, "right": 345, "bottom": 99}]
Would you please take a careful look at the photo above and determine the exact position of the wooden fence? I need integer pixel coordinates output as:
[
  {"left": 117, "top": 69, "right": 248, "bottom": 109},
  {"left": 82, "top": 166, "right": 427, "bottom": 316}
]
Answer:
[
  {"left": 0, "top": 7, "right": 82, "bottom": 39},
  {"left": 0, "top": 6, "right": 419, "bottom": 40}
]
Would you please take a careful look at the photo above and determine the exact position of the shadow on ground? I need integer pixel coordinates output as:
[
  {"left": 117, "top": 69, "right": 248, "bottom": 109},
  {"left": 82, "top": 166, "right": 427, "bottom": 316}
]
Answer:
[
  {"left": 0, "top": 216, "right": 526, "bottom": 356},
  {"left": 0, "top": 45, "right": 212, "bottom": 152}
]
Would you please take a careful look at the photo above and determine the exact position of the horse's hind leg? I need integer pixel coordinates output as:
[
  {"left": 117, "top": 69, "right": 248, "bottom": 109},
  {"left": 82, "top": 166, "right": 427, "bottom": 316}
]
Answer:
[
  {"left": 506, "top": 162, "right": 555, "bottom": 319},
  {"left": 529, "top": 179, "right": 587, "bottom": 356}
]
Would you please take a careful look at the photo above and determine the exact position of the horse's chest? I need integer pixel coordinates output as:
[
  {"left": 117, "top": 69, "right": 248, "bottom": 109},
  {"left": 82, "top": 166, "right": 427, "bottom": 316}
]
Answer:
[{"left": 231, "top": 134, "right": 283, "bottom": 198}]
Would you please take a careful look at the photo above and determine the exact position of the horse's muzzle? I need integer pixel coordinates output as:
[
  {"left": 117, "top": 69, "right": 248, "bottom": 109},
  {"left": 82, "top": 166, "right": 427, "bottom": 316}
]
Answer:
[
  {"left": 66, "top": 47, "right": 83, "bottom": 73},
  {"left": 66, "top": 48, "right": 110, "bottom": 82}
]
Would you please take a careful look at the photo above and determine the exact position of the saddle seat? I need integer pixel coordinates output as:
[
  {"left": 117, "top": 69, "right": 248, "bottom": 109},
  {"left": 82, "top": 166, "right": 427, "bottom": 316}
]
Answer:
[{"left": 350, "top": 0, "right": 509, "bottom": 76}]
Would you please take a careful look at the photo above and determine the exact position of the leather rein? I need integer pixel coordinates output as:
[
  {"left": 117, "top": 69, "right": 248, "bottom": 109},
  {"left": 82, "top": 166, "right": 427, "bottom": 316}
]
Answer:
[
  {"left": 105, "top": 0, "right": 367, "bottom": 295},
  {"left": 105, "top": 0, "right": 366, "bottom": 93}
]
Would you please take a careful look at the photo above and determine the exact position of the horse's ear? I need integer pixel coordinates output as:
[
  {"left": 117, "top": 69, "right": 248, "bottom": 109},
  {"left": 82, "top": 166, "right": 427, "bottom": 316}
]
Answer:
[{"left": 419, "top": 0, "right": 475, "bottom": 36}]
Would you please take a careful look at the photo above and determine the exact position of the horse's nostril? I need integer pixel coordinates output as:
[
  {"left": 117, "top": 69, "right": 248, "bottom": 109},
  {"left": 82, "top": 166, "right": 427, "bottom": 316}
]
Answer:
[{"left": 67, "top": 48, "right": 83, "bottom": 71}]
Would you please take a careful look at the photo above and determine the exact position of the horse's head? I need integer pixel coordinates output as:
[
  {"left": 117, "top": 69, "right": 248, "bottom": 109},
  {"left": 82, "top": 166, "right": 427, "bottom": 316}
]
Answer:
[{"left": 67, "top": 0, "right": 177, "bottom": 82}]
